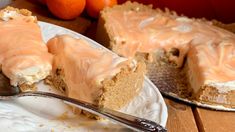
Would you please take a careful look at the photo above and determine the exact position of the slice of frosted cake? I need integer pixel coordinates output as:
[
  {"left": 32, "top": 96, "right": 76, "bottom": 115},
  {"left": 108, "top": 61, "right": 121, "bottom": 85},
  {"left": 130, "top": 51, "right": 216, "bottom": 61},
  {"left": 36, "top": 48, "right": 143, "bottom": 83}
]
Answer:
[
  {"left": 96, "top": 2, "right": 235, "bottom": 107},
  {"left": 0, "top": 7, "right": 52, "bottom": 88},
  {"left": 47, "top": 35, "right": 146, "bottom": 111}
]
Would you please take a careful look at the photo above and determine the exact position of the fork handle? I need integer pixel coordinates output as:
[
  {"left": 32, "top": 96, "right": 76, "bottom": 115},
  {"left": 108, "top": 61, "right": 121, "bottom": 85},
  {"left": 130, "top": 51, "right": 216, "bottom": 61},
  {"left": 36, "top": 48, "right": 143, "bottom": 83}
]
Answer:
[{"left": 15, "top": 91, "right": 166, "bottom": 132}]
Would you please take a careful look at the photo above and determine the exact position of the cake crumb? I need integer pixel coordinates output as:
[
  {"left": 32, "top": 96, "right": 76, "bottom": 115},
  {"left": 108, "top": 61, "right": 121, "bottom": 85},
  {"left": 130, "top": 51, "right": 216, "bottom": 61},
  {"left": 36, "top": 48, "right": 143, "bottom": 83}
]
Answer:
[
  {"left": 19, "top": 83, "right": 37, "bottom": 92},
  {"left": 56, "top": 111, "right": 69, "bottom": 120}
]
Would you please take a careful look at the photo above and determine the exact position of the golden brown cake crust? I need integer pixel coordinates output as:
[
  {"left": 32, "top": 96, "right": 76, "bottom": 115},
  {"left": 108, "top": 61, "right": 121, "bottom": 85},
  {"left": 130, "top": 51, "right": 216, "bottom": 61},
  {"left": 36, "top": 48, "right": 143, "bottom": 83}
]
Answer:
[
  {"left": 99, "top": 61, "right": 146, "bottom": 110},
  {"left": 196, "top": 86, "right": 235, "bottom": 108},
  {"left": 48, "top": 61, "right": 146, "bottom": 118},
  {"left": 50, "top": 61, "right": 146, "bottom": 109},
  {"left": 47, "top": 69, "right": 68, "bottom": 95},
  {"left": 19, "top": 83, "right": 37, "bottom": 92}
]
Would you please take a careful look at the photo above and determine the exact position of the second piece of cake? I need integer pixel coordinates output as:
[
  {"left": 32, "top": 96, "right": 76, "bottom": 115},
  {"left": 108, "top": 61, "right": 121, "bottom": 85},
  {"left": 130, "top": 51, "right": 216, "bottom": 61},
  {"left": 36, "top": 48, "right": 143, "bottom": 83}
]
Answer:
[{"left": 47, "top": 35, "right": 146, "bottom": 111}]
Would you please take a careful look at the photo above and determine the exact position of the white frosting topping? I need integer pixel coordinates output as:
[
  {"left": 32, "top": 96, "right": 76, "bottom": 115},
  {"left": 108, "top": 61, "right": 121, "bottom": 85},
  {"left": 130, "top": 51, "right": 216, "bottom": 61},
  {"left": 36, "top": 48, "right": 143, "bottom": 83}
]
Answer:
[
  {"left": 139, "top": 16, "right": 155, "bottom": 29},
  {"left": 208, "top": 81, "right": 235, "bottom": 93},
  {"left": 2, "top": 10, "right": 36, "bottom": 21},
  {"left": 176, "top": 17, "right": 192, "bottom": 22},
  {"left": 11, "top": 64, "right": 51, "bottom": 86},
  {"left": 2, "top": 11, "right": 18, "bottom": 21},
  {"left": 172, "top": 24, "right": 192, "bottom": 32}
]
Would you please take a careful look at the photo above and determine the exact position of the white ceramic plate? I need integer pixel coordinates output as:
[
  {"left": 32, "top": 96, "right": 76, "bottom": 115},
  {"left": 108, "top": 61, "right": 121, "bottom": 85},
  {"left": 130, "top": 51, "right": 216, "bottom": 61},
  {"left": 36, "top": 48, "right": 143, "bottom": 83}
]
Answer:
[{"left": 0, "top": 22, "right": 167, "bottom": 132}]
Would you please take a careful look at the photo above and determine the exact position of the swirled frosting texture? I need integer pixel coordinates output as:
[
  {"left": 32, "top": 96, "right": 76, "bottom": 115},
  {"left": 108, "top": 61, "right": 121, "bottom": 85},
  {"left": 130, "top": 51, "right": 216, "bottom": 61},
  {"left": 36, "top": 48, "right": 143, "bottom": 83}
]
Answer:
[
  {"left": 101, "top": 2, "right": 235, "bottom": 91},
  {"left": 0, "top": 8, "right": 52, "bottom": 86},
  {"left": 47, "top": 35, "right": 132, "bottom": 104}
]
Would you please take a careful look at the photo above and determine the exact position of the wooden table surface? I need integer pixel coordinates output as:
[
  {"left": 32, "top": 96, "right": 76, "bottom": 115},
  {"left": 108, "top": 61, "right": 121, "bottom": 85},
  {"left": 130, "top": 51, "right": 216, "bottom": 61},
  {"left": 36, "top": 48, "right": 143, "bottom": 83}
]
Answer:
[{"left": 7, "top": 0, "right": 235, "bottom": 132}]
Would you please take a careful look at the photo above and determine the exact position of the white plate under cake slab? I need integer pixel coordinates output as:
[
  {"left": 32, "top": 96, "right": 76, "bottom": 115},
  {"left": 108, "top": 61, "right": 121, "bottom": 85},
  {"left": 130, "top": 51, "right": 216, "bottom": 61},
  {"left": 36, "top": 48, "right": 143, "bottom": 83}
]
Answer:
[{"left": 0, "top": 22, "right": 167, "bottom": 132}]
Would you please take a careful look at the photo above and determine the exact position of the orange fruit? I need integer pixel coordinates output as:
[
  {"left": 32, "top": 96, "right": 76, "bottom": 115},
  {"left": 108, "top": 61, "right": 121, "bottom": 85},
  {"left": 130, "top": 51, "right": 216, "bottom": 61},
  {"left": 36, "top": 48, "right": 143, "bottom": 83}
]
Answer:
[
  {"left": 46, "top": 0, "right": 86, "bottom": 20},
  {"left": 86, "top": 0, "right": 117, "bottom": 18}
]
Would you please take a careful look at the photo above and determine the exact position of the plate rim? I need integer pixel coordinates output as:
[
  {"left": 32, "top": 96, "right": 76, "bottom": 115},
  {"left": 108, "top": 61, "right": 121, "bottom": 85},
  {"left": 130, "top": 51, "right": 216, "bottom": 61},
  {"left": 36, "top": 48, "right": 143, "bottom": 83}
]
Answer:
[{"left": 161, "top": 91, "right": 235, "bottom": 111}]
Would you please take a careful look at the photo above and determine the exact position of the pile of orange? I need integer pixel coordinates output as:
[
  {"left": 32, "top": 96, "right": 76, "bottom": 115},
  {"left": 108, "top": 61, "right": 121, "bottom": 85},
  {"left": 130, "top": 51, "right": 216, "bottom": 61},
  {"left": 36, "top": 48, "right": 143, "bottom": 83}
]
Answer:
[{"left": 41, "top": 0, "right": 117, "bottom": 20}]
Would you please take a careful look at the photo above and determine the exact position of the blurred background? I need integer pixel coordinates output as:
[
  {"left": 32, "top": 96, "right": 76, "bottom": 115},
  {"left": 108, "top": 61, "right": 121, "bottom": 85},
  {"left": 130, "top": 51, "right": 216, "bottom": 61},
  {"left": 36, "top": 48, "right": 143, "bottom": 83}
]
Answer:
[
  {"left": 1, "top": 0, "right": 234, "bottom": 23},
  {"left": 118, "top": 0, "right": 235, "bottom": 23},
  {"left": 0, "top": 0, "right": 11, "bottom": 8}
]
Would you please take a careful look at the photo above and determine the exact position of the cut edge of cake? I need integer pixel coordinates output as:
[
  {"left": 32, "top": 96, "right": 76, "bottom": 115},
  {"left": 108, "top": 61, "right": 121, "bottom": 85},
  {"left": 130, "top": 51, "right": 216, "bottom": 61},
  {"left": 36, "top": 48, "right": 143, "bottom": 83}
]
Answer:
[
  {"left": 185, "top": 49, "right": 235, "bottom": 107},
  {"left": 48, "top": 60, "right": 146, "bottom": 108}
]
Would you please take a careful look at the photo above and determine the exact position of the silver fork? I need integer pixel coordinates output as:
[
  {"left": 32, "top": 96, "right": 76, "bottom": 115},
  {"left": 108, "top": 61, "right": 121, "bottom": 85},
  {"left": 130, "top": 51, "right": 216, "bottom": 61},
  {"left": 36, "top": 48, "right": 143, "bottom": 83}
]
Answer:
[{"left": 0, "top": 73, "right": 166, "bottom": 132}]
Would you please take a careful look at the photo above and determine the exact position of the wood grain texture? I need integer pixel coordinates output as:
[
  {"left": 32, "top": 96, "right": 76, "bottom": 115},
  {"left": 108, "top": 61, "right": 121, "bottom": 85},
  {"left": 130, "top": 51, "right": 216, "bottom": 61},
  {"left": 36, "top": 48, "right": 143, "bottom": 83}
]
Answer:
[
  {"left": 9, "top": 0, "right": 91, "bottom": 34},
  {"left": 165, "top": 99, "right": 198, "bottom": 132},
  {"left": 194, "top": 108, "right": 235, "bottom": 132}
]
